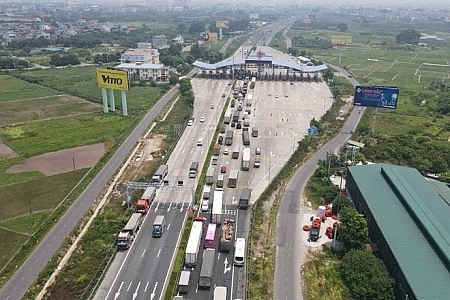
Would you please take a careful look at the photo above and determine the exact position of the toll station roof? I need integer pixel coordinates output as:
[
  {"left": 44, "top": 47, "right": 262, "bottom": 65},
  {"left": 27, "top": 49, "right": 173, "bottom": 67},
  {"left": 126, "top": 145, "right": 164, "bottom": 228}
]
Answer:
[{"left": 193, "top": 55, "right": 327, "bottom": 73}]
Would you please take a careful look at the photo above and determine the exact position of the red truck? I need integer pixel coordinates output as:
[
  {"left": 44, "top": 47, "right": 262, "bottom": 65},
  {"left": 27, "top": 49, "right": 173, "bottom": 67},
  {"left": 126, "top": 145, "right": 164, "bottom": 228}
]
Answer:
[
  {"left": 309, "top": 217, "right": 322, "bottom": 242},
  {"left": 136, "top": 187, "right": 156, "bottom": 214}
]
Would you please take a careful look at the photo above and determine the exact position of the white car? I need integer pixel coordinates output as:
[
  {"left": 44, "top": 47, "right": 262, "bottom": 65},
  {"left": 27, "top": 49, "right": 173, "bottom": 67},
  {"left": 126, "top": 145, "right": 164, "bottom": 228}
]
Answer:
[
  {"left": 223, "top": 148, "right": 230, "bottom": 155},
  {"left": 201, "top": 200, "right": 209, "bottom": 212},
  {"left": 187, "top": 119, "right": 194, "bottom": 126},
  {"left": 200, "top": 116, "right": 205, "bottom": 122},
  {"left": 275, "top": 94, "right": 279, "bottom": 98}
]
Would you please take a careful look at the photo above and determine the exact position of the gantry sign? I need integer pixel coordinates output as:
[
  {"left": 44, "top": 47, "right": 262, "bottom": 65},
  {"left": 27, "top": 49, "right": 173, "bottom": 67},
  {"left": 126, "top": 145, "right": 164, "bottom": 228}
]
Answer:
[{"left": 96, "top": 68, "right": 130, "bottom": 116}]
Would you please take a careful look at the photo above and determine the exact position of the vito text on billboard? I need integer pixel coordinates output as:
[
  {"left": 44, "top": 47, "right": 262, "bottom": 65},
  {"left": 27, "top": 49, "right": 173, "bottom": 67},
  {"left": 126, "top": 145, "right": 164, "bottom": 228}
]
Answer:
[
  {"left": 96, "top": 68, "right": 129, "bottom": 91},
  {"left": 353, "top": 86, "right": 399, "bottom": 109}
]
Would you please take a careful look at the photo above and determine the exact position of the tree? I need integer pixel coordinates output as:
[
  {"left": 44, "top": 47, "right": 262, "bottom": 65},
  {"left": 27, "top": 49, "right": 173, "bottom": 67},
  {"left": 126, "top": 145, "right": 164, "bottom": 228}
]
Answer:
[
  {"left": 341, "top": 249, "right": 395, "bottom": 300},
  {"left": 332, "top": 196, "right": 351, "bottom": 215},
  {"left": 338, "top": 206, "right": 368, "bottom": 250},
  {"left": 395, "top": 29, "right": 421, "bottom": 45}
]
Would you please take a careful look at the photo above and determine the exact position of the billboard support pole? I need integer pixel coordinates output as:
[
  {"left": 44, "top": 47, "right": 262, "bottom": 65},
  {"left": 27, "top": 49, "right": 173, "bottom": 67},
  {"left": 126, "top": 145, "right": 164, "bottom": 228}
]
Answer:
[
  {"left": 101, "top": 88, "right": 108, "bottom": 113},
  {"left": 108, "top": 89, "right": 115, "bottom": 112},
  {"left": 372, "top": 108, "right": 378, "bottom": 134},
  {"left": 121, "top": 91, "right": 128, "bottom": 117}
]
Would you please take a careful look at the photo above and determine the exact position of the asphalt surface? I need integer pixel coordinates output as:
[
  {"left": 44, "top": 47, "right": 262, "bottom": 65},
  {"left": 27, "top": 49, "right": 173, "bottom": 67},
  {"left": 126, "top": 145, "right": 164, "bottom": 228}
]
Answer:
[
  {"left": 273, "top": 67, "right": 363, "bottom": 300},
  {"left": 0, "top": 85, "right": 180, "bottom": 300}
]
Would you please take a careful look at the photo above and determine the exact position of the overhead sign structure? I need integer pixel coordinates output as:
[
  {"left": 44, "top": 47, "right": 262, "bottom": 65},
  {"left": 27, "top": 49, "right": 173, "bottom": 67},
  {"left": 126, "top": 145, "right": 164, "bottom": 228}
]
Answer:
[
  {"left": 96, "top": 68, "right": 129, "bottom": 91},
  {"left": 353, "top": 86, "right": 399, "bottom": 109}
]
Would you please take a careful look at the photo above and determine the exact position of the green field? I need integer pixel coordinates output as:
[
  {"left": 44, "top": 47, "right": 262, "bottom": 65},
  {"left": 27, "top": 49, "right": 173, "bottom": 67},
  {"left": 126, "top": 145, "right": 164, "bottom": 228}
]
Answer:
[{"left": 0, "top": 74, "right": 59, "bottom": 102}]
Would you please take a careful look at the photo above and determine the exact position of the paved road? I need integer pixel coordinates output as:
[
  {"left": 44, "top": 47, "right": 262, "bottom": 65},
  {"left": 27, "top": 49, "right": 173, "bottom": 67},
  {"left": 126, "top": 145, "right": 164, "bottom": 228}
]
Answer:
[
  {"left": 0, "top": 85, "right": 180, "bottom": 300},
  {"left": 273, "top": 67, "right": 363, "bottom": 300}
]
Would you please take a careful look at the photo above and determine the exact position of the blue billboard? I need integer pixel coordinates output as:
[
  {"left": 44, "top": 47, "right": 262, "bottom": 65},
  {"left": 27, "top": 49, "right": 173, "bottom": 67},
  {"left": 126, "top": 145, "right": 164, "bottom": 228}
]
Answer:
[{"left": 353, "top": 86, "right": 399, "bottom": 109}]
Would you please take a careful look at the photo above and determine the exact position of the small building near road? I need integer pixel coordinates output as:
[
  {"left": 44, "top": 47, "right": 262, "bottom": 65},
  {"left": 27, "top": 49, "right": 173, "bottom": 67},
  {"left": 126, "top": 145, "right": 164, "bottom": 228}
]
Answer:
[{"left": 346, "top": 163, "right": 450, "bottom": 300}]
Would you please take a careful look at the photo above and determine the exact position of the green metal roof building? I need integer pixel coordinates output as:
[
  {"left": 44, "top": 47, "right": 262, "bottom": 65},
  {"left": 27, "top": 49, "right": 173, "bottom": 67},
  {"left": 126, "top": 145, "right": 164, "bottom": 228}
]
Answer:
[{"left": 346, "top": 164, "right": 450, "bottom": 300}]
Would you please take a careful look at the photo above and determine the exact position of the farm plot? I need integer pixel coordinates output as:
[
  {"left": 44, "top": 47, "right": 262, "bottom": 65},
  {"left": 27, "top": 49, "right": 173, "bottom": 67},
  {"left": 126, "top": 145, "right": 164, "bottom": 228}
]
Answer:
[{"left": 0, "top": 74, "right": 58, "bottom": 102}]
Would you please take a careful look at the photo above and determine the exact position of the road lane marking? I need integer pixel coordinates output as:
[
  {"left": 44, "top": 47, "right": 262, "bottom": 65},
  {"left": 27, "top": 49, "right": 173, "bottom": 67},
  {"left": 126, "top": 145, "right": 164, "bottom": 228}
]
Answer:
[
  {"left": 127, "top": 281, "right": 132, "bottom": 292},
  {"left": 114, "top": 281, "right": 124, "bottom": 300},
  {"left": 142, "top": 249, "right": 146, "bottom": 258},
  {"left": 157, "top": 249, "right": 161, "bottom": 258},
  {"left": 151, "top": 281, "right": 158, "bottom": 300},
  {"left": 133, "top": 282, "right": 141, "bottom": 300},
  {"left": 145, "top": 281, "right": 149, "bottom": 292},
  {"left": 166, "top": 223, "right": 170, "bottom": 231}
]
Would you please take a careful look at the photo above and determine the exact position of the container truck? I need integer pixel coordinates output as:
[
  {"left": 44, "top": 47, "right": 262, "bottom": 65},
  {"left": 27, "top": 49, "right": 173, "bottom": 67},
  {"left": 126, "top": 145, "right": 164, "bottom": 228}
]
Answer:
[
  {"left": 117, "top": 213, "right": 143, "bottom": 250},
  {"left": 152, "top": 164, "right": 168, "bottom": 184},
  {"left": 189, "top": 161, "right": 199, "bottom": 178},
  {"left": 242, "top": 148, "right": 251, "bottom": 171},
  {"left": 212, "top": 189, "right": 223, "bottom": 224},
  {"left": 228, "top": 170, "right": 239, "bottom": 188},
  {"left": 239, "top": 187, "right": 251, "bottom": 209},
  {"left": 185, "top": 220, "right": 204, "bottom": 268},
  {"left": 136, "top": 186, "right": 156, "bottom": 214},
  {"left": 198, "top": 248, "right": 216, "bottom": 289},
  {"left": 219, "top": 219, "right": 235, "bottom": 252}
]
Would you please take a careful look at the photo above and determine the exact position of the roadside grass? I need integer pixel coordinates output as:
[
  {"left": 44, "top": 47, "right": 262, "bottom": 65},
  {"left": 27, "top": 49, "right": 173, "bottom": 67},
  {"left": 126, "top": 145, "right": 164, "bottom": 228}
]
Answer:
[
  {"left": 0, "top": 210, "right": 52, "bottom": 235},
  {"left": 0, "top": 113, "right": 131, "bottom": 157},
  {"left": 0, "top": 95, "right": 100, "bottom": 127},
  {"left": 302, "top": 249, "right": 350, "bottom": 300},
  {"left": 0, "top": 169, "right": 88, "bottom": 221},
  {"left": 0, "top": 228, "right": 29, "bottom": 268},
  {"left": 0, "top": 74, "right": 59, "bottom": 102},
  {"left": 31, "top": 90, "right": 192, "bottom": 299}
]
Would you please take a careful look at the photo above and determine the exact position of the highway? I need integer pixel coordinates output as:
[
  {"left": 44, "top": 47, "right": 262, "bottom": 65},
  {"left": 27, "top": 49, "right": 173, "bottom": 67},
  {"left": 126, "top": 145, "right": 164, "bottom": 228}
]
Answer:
[
  {"left": 0, "top": 84, "right": 180, "bottom": 300},
  {"left": 273, "top": 66, "right": 363, "bottom": 300}
]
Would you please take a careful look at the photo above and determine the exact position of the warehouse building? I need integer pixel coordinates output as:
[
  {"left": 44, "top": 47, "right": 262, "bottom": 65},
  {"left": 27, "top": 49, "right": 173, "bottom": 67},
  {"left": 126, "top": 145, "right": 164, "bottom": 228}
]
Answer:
[{"left": 346, "top": 164, "right": 450, "bottom": 300}]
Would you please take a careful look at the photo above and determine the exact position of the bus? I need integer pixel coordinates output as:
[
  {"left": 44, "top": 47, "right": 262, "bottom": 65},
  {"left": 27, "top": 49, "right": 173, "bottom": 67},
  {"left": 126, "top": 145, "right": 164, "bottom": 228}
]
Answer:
[
  {"left": 204, "top": 223, "right": 217, "bottom": 249},
  {"left": 234, "top": 238, "right": 246, "bottom": 266}
]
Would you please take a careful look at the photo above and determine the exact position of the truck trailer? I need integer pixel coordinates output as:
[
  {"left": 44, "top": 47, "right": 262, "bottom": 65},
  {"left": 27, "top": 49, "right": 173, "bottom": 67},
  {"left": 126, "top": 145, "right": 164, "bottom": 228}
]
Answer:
[
  {"left": 242, "top": 130, "right": 250, "bottom": 146},
  {"left": 239, "top": 187, "right": 251, "bottom": 209},
  {"left": 117, "top": 213, "right": 143, "bottom": 250},
  {"left": 198, "top": 248, "right": 216, "bottom": 289},
  {"left": 225, "top": 130, "right": 234, "bottom": 146},
  {"left": 212, "top": 189, "right": 223, "bottom": 224}
]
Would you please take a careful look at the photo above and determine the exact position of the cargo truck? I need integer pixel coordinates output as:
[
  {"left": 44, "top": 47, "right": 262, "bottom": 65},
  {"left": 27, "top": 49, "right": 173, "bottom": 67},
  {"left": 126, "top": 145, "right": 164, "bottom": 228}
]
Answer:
[
  {"left": 246, "top": 92, "right": 253, "bottom": 106},
  {"left": 239, "top": 188, "right": 251, "bottom": 209},
  {"left": 219, "top": 219, "right": 235, "bottom": 252},
  {"left": 309, "top": 217, "right": 322, "bottom": 242},
  {"left": 232, "top": 146, "right": 240, "bottom": 159},
  {"left": 252, "top": 127, "right": 258, "bottom": 137},
  {"left": 178, "top": 270, "right": 190, "bottom": 294},
  {"left": 206, "top": 166, "right": 215, "bottom": 185},
  {"left": 117, "top": 213, "right": 143, "bottom": 250},
  {"left": 189, "top": 161, "right": 199, "bottom": 178},
  {"left": 243, "top": 117, "right": 250, "bottom": 127},
  {"left": 224, "top": 109, "right": 231, "bottom": 124},
  {"left": 214, "top": 286, "right": 227, "bottom": 300},
  {"left": 152, "top": 215, "right": 165, "bottom": 238},
  {"left": 136, "top": 186, "right": 156, "bottom": 214},
  {"left": 225, "top": 130, "right": 234, "bottom": 146},
  {"left": 198, "top": 248, "right": 216, "bottom": 289},
  {"left": 242, "top": 130, "right": 250, "bottom": 146},
  {"left": 217, "top": 174, "right": 224, "bottom": 188},
  {"left": 212, "top": 189, "right": 223, "bottom": 224},
  {"left": 228, "top": 170, "right": 239, "bottom": 188},
  {"left": 185, "top": 220, "right": 204, "bottom": 267},
  {"left": 232, "top": 110, "right": 240, "bottom": 122},
  {"left": 242, "top": 148, "right": 251, "bottom": 171},
  {"left": 152, "top": 164, "right": 168, "bottom": 184}
]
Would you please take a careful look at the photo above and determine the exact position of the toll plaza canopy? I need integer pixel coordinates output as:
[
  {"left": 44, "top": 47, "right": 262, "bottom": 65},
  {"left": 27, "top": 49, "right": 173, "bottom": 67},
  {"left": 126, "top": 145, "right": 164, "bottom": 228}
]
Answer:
[{"left": 193, "top": 55, "right": 328, "bottom": 73}]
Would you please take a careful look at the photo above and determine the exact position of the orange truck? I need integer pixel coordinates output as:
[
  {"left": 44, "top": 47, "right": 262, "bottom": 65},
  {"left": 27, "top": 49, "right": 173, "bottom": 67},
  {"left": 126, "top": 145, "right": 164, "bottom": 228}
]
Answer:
[{"left": 136, "top": 187, "right": 156, "bottom": 214}]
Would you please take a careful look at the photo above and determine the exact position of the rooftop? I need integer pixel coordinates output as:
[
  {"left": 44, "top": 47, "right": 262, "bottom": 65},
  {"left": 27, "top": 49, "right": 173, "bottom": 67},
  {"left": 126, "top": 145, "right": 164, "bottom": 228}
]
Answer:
[{"left": 348, "top": 164, "right": 450, "bottom": 299}]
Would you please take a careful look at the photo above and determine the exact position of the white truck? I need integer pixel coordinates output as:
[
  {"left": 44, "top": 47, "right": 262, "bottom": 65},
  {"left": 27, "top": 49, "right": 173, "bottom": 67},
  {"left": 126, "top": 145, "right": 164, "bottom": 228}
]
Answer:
[
  {"left": 212, "top": 189, "right": 223, "bottom": 224},
  {"left": 206, "top": 166, "right": 215, "bottom": 185},
  {"left": 224, "top": 108, "right": 231, "bottom": 124},
  {"left": 242, "top": 147, "right": 251, "bottom": 171},
  {"left": 185, "top": 220, "right": 204, "bottom": 268},
  {"left": 189, "top": 161, "right": 199, "bottom": 178}
]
